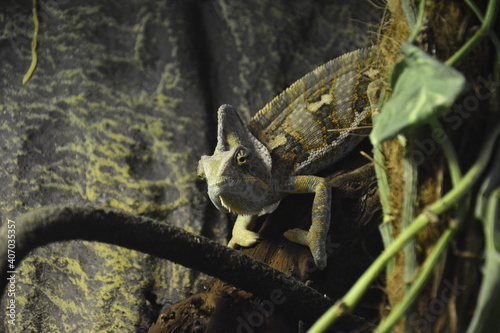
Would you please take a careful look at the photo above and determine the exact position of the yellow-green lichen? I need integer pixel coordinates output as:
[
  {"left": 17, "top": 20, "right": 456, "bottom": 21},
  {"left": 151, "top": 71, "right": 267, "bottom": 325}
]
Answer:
[{"left": 22, "top": 0, "right": 39, "bottom": 84}]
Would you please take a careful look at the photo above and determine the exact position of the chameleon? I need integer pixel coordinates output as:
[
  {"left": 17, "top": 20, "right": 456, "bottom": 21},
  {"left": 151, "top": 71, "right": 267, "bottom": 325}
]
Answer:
[{"left": 198, "top": 48, "right": 376, "bottom": 269}]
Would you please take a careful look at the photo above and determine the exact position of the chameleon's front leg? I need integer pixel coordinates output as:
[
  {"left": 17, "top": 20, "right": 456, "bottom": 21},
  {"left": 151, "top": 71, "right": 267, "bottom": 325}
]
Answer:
[
  {"left": 228, "top": 215, "right": 260, "bottom": 248},
  {"left": 282, "top": 176, "right": 331, "bottom": 269}
]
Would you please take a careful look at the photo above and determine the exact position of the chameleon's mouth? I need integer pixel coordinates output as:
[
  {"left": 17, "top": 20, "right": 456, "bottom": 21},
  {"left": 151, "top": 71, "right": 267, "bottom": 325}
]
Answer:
[{"left": 219, "top": 196, "right": 258, "bottom": 216}]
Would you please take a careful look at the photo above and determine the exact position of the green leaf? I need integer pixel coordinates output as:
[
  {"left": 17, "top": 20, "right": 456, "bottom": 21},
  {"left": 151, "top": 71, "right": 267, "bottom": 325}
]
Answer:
[{"left": 370, "top": 42, "right": 467, "bottom": 145}]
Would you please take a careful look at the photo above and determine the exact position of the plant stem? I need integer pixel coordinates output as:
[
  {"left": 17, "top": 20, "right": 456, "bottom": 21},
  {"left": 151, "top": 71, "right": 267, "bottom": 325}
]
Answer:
[
  {"left": 401, "top": 139, "right": 418, "bottom": 285},
  {"left": 464, "top": 0, "right": 500, "bottom": 63},
  {"left": 307, "top": 123, "right": 500, "bottom": 333},
  {"left": 373, "top": 143, "right": 396, "bottom": 275},
  {"left": 401, "top": 0, "right": 417, "bottom": 30},
  {"left": 22, "top": 0, "right": 39, "bottom": 84},
  {"left": 407, "top": 0, "right": 427, "bottom": 42},
  {"left": 376, "top": 221, "right": 458, "bottom": 332},
  {"left": 431, "top": 119, "right": 462, "bottom": 185},
  {"left": 401, "top": 139, "right": 418, "bottom": 333},
  {"left": 445, "top": 0, "right": 499, "bottom": 66}
]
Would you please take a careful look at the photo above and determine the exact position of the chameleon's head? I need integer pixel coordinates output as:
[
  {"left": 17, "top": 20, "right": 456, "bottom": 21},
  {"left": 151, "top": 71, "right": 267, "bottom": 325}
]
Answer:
[{"left": 198, "top": 105, "right": 274, "bottom": 215}]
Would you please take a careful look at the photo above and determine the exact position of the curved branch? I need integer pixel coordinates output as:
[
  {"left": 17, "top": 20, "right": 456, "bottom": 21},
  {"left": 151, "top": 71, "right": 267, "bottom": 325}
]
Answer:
[{"left": 0, "top": 206, "right": 332, "bottom": 323}]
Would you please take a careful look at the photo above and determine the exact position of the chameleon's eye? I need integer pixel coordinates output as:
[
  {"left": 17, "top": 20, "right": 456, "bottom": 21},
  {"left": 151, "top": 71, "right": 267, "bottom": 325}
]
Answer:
[
  {"left": 197, "top": 172, "right": 206, "bottom": 180},
  {"left": 236, "top": 149, "right": 248, "bottom": 165}
]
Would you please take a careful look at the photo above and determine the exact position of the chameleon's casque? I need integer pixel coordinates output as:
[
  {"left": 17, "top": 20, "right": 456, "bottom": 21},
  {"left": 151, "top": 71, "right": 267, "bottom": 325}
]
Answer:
[{"left": 198, "top": 48, "right": 376, "bottom": 269}]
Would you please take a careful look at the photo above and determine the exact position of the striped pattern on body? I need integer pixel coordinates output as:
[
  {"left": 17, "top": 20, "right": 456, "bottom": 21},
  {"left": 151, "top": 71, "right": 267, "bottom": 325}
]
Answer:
[{"left": 249, "top": 48, "right": 375, "bottom": 177}]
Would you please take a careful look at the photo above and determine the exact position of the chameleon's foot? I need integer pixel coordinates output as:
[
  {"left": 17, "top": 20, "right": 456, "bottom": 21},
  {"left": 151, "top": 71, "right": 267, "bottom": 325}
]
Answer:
[
  {"left": 284, "top": 228, "right": 327, "bottom": 269},
  {"left": 228, "top": 229, "right": 261, "bottom": 248}
]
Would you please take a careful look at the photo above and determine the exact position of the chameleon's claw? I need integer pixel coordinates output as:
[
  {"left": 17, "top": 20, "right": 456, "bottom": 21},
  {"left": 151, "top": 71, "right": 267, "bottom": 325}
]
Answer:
[
  {"left": 228, "top": 229, "right": 261, "bottom": 248},
  {"left": 284, "top": 228, "right": 327, "bottom": 270},
  {"left": 283, "top": 228, "right": 310, "bottom": 246},
  {"left": 228, "top": 215, "right": 260, "bottom": 248}
]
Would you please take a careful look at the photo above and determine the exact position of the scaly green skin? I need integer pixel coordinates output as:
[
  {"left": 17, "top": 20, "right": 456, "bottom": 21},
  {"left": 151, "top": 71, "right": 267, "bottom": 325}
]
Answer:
[{"left": 199, "top": 49, "right": 376, "bottom": 269}]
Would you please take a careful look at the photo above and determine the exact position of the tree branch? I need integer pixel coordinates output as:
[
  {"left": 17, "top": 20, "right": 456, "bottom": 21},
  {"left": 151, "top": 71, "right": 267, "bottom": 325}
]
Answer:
[{"left": 0, "top": 206, "right": 332, "bottom": 323}]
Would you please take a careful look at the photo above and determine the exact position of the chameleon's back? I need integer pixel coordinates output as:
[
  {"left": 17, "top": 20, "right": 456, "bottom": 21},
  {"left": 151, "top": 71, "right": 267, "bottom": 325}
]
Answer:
[{"left": 248, "top": 48, "right": 376, "bottom": 178}]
